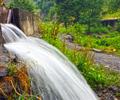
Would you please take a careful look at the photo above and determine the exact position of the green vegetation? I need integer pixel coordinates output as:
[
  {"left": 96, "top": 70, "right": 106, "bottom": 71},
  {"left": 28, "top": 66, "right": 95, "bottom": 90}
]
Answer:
[
  {"left": 2, "top": 62, "right": 41, "bottom": 100},
  {"left": 3, "top": 0, "right": 120, "bottom": 98},
  {"left": 77, "top": 53, "right": 120, "bottom": 89},
  {"left": 102, "top": 10, "right": 120, "bottom": 20},
  {"left": 40, "top": 22, "right": 120, "bottom": 55},
  {"left": 39, "top": 22, "right": 120, "bottom": 90},
  {"left": 6, "top": 0, "right": 39, "bottom": 13}
]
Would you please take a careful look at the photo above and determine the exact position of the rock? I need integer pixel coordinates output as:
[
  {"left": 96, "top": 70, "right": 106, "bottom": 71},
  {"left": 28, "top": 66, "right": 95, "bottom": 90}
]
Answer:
[
  {"left": 0, "top": 46, "right": 9, "bottom": 63},
  {"left": 0, "top": 77, "right": 13, "bottom": 95},
  {"left": 0, "top": 55, "right": 9, "bottom": 63},
  {"left": 106, "top": 36, "right": 111, "bottom": 38},
  {"left": 92, "top": 48, "right": 102, "bottom": 53},
  {"left": 0, "top": 65, "right": 7, "bottom": 77},
  {"left": 64, "top": 34, "right": 74, "bottom": 42},
  {"left": 105, "top": 65, "right": 110, "bottom": 68},
  {"left": 109, "top": 86, "right": 118, "bottom": 93},
  {"left": 105, "top": 93, "right": 116, "bottom": 100},
  {"left": 99, "top": 92, "right": 116, "bottom": 100},
  {"left": 96, "top": 87, "right": 120, "bottom": 100},
  {"left": 61, "top": 34, "right": 74, "bottom": 42},
  {"left": 96, "top": 35, "right": 102, "bottom": 39}
]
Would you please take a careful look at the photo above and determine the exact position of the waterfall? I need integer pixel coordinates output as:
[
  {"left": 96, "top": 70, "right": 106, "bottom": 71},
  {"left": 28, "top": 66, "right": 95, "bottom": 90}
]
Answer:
[{"left": 1, "top": 24, "right": 98, "bottom": 100}]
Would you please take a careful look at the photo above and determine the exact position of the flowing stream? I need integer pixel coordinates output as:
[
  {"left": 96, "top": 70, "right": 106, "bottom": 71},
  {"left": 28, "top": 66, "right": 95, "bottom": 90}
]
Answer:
[{"left": 1, "top": 24, "right": 98, "bottom": 100}]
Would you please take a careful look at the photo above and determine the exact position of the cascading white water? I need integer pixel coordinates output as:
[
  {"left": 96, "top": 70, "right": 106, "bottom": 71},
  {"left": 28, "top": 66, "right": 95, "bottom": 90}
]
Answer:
[
  {"left": 1, "top": 24, "right": 27, "bottom": 42},
  {"left": 1, "top": 24, "right": 98, "bottom": 100}
]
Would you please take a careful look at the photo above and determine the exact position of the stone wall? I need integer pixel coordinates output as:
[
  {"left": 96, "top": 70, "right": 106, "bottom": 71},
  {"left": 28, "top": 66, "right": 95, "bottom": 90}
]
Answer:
[
  {"left": 11, "top": 8, "right": 40, "bottom": 35},
  {"left": 0, "top": 7, "right": 40, "bottom": 44}
]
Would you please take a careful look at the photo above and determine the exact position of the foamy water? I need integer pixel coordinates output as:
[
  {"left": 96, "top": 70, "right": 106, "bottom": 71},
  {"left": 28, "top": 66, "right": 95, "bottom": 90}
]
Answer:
[{"left": 1, "top": 24, "right": 98, "bottom": 100}]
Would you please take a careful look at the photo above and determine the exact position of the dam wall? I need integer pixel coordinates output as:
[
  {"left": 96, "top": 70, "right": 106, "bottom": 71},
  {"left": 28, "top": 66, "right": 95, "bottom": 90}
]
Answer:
[
  {"left": 0, "top": 7, "right": 40, "bottom": 44},
  {"left": 11, "top": 8, "right": 40, "bottom": 35}
]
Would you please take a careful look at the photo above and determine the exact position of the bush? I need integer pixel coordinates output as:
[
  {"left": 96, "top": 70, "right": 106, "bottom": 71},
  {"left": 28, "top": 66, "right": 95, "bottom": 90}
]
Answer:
[
  {"left": 90, "top": 26, "right": 109, "bottom": 34},
  {"left": 73, "top": 24, "right": 87, "bottom": 34},
  {"left": 95, "top": 39, "right": 110, "bottom": 46}
]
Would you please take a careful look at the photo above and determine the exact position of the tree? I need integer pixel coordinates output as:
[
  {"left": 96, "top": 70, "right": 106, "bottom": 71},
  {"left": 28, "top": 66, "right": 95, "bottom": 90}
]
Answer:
[
  {"left": 79, "top": 0, "right": 104, "bottom": 33},
  {"left": 7, "top": 0, "right": 38, "bottom": 13},
  {"left": 35, "top": 0, "right": 57, "bottom": 20},
  {"left": 56, "top": 0, "right": 103, "bottom": 32},
  {"left": 109, "top": 0, "right": 120, "bottom": 12}
]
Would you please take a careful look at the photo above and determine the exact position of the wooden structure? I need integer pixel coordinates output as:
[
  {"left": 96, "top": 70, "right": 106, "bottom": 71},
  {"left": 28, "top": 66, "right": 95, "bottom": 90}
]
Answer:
[{"left": 101, "top": 19, "right": 119, "bottom": 26}]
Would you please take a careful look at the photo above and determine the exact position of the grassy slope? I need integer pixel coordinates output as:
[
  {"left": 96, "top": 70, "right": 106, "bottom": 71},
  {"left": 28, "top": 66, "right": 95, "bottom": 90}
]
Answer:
[
  {"left": 39, "top": 22, "right": 120, "bottom": 90},
  {"left": 59, "top": 24, "right": 120, "bottom": 56}
]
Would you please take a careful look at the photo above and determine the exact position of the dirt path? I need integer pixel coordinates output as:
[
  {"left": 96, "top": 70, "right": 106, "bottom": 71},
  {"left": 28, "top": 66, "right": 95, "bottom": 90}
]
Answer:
[{"left": 60, "top": 34, "right": 120, "bottom": 72}]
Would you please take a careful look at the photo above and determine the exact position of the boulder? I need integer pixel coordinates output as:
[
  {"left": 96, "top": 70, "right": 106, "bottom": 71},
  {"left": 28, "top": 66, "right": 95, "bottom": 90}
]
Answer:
[
  {"left": 0, "top": 65, "right": 7, "bottom": 77},
  {"left": 61, "top": 34, "right": 74, "bottom": 42}
]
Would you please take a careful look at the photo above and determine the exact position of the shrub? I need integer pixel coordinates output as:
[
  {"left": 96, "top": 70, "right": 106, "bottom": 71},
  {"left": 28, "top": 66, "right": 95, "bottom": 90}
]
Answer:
[
  {"left": 90, "top": 26, "right": 109, "bottom": 34},
  {"left": 116, "top": 21, "right": 120, "bottom": 32}
]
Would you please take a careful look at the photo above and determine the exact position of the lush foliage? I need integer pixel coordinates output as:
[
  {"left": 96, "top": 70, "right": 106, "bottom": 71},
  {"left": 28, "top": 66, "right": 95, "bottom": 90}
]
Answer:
[
  {"left": 39, "top": 22, "right": 120, "bottom": 90},
  {"left": 109, "top": 0, "right": 120, "bottom": 12},
  {"left": 7, "top": 0, "right": 39, "bottom": 13},
  {"left": 3, "top": 0, "right": 120, "bottom": 98},
  {"left": 36, "top": 0, "right": 104, "bottom": 27},
  {"left": 56, "top": 23, "right": 120, "bottom": 55},
  {"left": 5, "top": 0, "right": 120, "bottom": 25},
  {"left": 57, "top": 0, "right": 103, "bottom": 29}
]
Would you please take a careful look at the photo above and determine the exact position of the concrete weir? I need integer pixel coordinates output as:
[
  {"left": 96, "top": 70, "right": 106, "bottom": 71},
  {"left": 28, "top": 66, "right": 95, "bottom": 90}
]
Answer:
[{"left": 0, "top": 7, "right": 40, "bottom": 44}]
